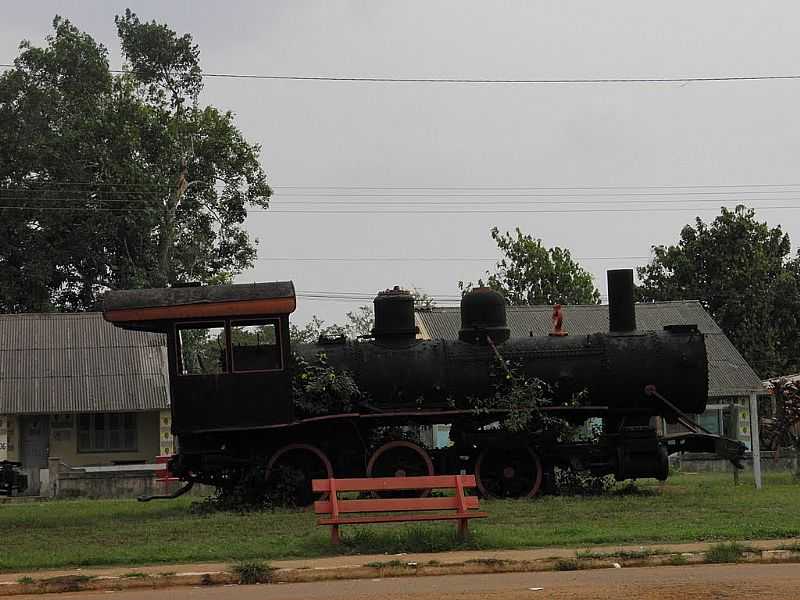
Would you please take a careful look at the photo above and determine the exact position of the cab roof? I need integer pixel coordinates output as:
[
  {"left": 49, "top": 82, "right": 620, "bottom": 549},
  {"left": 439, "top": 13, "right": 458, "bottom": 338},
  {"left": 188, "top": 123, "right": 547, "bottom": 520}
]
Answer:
[{"left": 102, "top": 281, "right": 295, "bottom": 330}]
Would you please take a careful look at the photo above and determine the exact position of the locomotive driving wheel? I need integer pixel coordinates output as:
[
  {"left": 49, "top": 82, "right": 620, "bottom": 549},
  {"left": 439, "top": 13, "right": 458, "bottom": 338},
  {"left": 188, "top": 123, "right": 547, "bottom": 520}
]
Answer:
[
  {"left": 366, "top": 440, "right": 434, "bottom": 497},
  {"left": 265, "top": 443, "right": 333, "bottom": 507},
  {"left": 474, "top": 445, "right": 543, "bottom": 499}
]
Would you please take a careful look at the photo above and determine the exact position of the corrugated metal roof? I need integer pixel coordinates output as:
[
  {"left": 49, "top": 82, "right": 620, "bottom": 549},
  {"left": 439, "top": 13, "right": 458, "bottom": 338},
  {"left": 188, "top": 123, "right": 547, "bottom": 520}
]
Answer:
[
  {"left": 0, "top": 313, "right": 169, "bottom": 415},
  {"left": 416, "top": 300, "right": 764, "bottom": 398}
]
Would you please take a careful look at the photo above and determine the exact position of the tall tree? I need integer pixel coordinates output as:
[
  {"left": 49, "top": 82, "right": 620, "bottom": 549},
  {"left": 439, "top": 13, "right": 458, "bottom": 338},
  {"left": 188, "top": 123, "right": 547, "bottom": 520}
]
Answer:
[
  {"left": 460, "top": 227, "right": 600, "bottom": 305},
  {"left": 0, "top": 12, "right": 270, "bottom": 312},
  {"left": 637, "top": 206, "right": 799, "bottom": 377}
]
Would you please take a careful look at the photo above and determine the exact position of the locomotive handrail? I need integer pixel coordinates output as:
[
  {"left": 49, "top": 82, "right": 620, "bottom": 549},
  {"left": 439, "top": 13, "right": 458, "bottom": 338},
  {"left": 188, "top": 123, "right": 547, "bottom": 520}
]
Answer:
[
  {"left": 647, "top": 385, "right": 747, "bottom": 468},
  {"left": 645, "top": 385, "right": 714, "bottom": 435},
  {"left": 187, "top": 405, "right": 619, "bottom": 434}
]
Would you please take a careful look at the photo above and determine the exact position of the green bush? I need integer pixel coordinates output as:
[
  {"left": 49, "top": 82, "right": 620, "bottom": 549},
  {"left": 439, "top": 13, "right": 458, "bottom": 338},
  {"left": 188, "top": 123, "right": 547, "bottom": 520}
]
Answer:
[
  {"left": 705, "top": 542, "right": 748, "bottom": 564},
  {"left": 231, "top": 561, "right": 273, "bottom": 584}
]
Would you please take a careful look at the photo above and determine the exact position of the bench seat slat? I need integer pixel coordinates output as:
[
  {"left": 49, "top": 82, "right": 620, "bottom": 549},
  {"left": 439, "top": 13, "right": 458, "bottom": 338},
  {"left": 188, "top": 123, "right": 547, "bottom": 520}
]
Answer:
[
  {"left": 312, "top": 474, "right": 476, "bottom": 493},
  {"left": 315, "top": 496, "right": 480, "bottom": 515},
  {"left": 319, "top": 511, "right": 488, "bottom": 526}
]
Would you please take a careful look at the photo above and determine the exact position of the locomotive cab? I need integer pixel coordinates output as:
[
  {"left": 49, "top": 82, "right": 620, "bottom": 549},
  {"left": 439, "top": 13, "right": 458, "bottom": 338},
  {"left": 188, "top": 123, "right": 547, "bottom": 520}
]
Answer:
[{"left": 102, "top": 282, "right": 296, "bottom": 435}]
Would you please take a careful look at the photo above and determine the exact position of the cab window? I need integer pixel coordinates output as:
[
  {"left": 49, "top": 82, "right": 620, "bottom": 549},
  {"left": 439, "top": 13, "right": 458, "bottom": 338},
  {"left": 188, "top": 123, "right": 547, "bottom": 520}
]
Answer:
[
  {"left": 230, "top": 320, "right": 282, "bottom": 372},
  {"left": 177, "top": 323, "right": 227, "bottom": 375}
]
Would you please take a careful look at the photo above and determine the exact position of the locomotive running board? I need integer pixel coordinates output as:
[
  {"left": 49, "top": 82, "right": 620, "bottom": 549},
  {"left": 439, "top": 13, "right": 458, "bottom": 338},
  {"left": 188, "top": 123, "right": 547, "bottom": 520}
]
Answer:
[{"left": 661, "top": 432, "right": 746, "bottom": 469}]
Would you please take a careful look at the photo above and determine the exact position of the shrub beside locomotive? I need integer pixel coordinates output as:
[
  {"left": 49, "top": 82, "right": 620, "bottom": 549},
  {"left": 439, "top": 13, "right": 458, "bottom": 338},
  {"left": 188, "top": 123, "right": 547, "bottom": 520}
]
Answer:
[{"left": 102, "top": 269, "right": 745, "bottom": 502}]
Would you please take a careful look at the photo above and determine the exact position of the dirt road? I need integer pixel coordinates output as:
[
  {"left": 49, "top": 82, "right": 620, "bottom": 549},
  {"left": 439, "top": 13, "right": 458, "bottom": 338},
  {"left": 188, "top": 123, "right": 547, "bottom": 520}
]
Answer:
[{"left": 14, "top": 563, "right": 800, "bottom": 600}]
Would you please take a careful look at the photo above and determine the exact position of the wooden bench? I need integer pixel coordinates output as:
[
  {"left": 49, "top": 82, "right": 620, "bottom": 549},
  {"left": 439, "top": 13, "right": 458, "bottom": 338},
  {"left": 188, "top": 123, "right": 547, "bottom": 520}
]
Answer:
[{"left": 312, "top": 474, "right": 487, "bottom": 544}]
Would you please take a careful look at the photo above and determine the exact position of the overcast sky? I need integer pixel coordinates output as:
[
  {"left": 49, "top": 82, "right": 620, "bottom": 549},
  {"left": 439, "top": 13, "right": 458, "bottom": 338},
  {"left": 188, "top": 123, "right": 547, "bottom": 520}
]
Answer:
[{"left": 3, "top": 2, "right": 800, "bottom": 325}]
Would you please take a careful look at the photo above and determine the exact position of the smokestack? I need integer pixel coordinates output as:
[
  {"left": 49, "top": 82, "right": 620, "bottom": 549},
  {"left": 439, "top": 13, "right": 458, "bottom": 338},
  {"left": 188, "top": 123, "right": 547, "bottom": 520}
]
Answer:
[
  {"left": 607, "top": 269, "right": 636, "bottom": 332},
  {"left": 371, "top": 286, "right": 419, "bottom": 342}
]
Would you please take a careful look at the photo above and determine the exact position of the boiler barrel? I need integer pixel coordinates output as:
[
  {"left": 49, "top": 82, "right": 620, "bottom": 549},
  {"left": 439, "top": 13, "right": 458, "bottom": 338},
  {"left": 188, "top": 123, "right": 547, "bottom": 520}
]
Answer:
[{"left": 297, "top": 327, "right": 708, "bottom": 417}]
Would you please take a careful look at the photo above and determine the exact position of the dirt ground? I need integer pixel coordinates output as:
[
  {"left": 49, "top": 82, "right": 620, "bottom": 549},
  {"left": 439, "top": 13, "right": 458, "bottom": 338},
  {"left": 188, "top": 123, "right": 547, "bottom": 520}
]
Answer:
[{"left": 12, "top": 563, "right": 800, "bottom": 600}]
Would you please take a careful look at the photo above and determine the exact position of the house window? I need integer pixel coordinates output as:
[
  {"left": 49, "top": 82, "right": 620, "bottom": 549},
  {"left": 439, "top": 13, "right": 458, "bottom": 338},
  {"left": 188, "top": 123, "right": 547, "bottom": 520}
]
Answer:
[
  {"left": 176, "top": 323, "right": 227, "bottom": 375},
  {"left": 230, "top": 320, "right": 282, "bottom": 372},
  {"left": 78, "top": 413, "right": 137, "bottom": 453}
]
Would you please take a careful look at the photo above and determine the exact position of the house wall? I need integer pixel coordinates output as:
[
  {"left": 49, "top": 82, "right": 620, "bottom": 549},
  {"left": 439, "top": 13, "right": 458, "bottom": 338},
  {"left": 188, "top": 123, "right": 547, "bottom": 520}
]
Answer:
[
  {"left": 46, "top": 459, "right": 212, "bottom": 499},
  {"left": 48, "top": 411, "right": 161, "bottom": 467},
  {"left": 158, "top": 409, "right": 175, "bottom": 456},
  {"left": 672, "top": 450, "right": 798, "bottom": 473}
]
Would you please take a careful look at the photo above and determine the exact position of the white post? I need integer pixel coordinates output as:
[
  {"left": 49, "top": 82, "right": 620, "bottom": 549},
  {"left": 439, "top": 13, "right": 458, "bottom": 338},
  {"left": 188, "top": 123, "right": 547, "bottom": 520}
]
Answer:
[
  {"left": 0, "top": 416, "right": 7, "bottom": 462},
  {"left": 749, "top": 392, "right": 762, "bottom": 489}
]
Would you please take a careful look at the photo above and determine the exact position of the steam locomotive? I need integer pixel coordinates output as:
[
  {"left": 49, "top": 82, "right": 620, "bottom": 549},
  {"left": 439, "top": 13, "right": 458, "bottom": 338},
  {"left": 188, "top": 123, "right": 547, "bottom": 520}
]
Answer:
[{"left": 102, "top": 269, "right": 744, "bottom": 502}]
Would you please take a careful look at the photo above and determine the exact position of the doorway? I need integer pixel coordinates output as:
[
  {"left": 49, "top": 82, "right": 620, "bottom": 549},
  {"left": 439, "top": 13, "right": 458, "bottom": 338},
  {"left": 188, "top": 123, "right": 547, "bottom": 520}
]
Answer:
[{"left": 20, "top": 415, "right": 50, "bottom": 495}]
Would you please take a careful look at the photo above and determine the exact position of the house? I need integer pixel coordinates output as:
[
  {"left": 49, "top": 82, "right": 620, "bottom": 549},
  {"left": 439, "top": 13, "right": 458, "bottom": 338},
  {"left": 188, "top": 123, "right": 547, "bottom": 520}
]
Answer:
[
  {"left": 415, "top": 300, "right": 766, "bottom": 450},
  {"left": 0, "top": 313, "right": 173, "bottom": 494}
]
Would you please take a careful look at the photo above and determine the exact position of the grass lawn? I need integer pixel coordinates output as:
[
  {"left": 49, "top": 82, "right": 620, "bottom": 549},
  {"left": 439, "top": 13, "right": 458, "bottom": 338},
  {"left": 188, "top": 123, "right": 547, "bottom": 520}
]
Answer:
[{"left": 1, "top": 472, "right": 798, "bottom": 572}]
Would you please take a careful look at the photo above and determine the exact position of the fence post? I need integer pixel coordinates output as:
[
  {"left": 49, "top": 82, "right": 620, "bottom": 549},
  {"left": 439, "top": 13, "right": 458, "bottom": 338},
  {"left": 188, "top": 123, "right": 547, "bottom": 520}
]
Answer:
[
  {"left": 727, "top": 403, "right": 740, "bottom": 485},
  {"left": 749, "top": 392, "right": 762, "bottom": 489},
  {"left": 47, "top": 456, "right": 61, "bottom": 498}
]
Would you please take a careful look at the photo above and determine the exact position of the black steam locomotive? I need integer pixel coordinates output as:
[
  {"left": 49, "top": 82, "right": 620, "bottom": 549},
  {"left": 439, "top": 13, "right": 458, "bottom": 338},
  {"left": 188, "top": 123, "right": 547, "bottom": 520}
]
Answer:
[{"left": 102, "top": 269, "right": 744, "bottom": 502}]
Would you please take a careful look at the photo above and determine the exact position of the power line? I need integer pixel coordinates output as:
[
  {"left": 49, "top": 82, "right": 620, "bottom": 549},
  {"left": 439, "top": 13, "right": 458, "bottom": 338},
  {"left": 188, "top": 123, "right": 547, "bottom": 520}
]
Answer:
[
  {"left": 268, "top": 197, "right": 800, "bottom": 206},
  {"left": 13, "top": 190, "right": 800, "bottom": 198},
  {"left": 297, "top": 295, "right": 460, "bottom": 305},
  {"left": 0, "top": 182, "right": 173, "bottom": 188},
  {"left": 197, "top": 73, "right": 800, "bottom": 84},
  {"left": 10, "top": 180, "right": 800, "bottom": 191},
  {"left": 257, "top": 255, "right": 650, "bottom": 262},
  {"left": 6, "top": 194, "right": 800, "bottom": 206},
  {"left": 296, "top": 291, "right": 611, "bottom": 302},
  {"left": 3, "top": 204, "right": 800, "bottom": 214},
  {"left": 274, "top": 189, "right": 800, "bottom": 198},
  {"left": 4, "top": 63, "right": 800, "bottom": 84},
  {"left": 258, "top": 205, "right": 800, "bottom": 214},
  {"left": 274, "top": 183, "right": 800, "bottom": 190}
]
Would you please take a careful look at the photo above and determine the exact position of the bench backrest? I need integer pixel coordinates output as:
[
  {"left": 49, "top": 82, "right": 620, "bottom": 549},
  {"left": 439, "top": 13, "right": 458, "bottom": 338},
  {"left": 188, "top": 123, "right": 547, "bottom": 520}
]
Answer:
[{"left": 312, "top": 474, "right": 479, "bottom": 516}]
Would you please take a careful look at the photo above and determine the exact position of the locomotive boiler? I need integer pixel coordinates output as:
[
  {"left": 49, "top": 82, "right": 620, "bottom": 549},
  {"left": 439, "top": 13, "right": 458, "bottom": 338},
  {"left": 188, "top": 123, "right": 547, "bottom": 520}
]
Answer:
[{"left": 102, "top": 269, "right": 744, "bottom": 502}]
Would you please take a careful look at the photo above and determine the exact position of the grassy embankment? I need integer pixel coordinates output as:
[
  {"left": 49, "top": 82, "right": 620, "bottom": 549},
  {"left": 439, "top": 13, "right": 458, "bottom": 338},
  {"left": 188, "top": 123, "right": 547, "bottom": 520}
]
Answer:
[{"left": 1, "top": 472, "right": 798, "bottom": 572}]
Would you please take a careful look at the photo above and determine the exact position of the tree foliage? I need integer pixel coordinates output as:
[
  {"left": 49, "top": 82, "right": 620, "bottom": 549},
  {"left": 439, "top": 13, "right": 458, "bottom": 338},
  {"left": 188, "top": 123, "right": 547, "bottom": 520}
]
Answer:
[
  {"left": 289, "top": 307, "right": 375, "bottom": 345},
  {"left": 115, "top": 9, "right": 202, "bottom": 109},
  {"left": 460, "top": 227, "right": 600, "bottom": 305},
  {"left": 290, "top": 353, "right": 362, "bottom": 419},
  {"left": 637, "top": 206, "right": 800, "bottom": 377},
  {"left": 0, "top": 13, "right": 270, "bottom": 312}
]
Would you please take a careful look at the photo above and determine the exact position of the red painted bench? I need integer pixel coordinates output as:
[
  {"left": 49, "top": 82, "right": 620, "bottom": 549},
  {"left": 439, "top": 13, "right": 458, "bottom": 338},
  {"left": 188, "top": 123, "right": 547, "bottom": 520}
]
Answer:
[{"left": 312, "top": 474, "right": 487, "bottom": 544}]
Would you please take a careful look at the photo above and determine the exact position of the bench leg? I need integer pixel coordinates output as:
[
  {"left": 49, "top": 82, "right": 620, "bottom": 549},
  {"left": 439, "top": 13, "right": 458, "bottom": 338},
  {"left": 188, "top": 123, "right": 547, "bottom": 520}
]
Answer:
[
  {"left": 331, "top": 524, "right": 341, "bottom": 545},
  {"left": 457, "top": 518, "right": 468, "bottom": 541}
]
